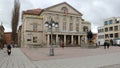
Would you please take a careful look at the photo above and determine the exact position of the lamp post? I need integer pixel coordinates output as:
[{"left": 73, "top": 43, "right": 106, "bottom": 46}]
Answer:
[{"left": 45, "top": 18, "right": 58, "bottom": 56}]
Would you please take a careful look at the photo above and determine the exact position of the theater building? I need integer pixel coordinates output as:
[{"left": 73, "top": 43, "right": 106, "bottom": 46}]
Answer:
[{"left": 19, "top": 2, "right": 91, "bottom": 47}]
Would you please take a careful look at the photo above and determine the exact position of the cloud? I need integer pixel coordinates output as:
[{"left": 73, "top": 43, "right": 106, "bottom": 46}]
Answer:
[
  {"left": 1, "top": 0, "right": 120, "bottom": 33},
  {"left": 0, "top": 0, "right": 14, "bottom": 32}
]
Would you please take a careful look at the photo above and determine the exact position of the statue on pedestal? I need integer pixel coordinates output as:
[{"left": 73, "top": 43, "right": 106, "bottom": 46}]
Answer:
[
  {"left": 86, "top": 30, "right": 96, "bottom": 48},
  {"left": 87, "top": 30, "right": 93, "bottom": 44}
]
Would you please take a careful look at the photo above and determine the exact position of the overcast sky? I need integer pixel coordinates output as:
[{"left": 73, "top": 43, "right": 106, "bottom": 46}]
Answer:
[{"left": 0, "top": 0, "right": 120, "bottom": 33}]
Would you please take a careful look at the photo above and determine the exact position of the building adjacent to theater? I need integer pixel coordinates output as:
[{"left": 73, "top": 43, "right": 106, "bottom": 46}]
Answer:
[
  {"left": 18, "top": 2, "right": 91, "bottom": 47},
  {"left": 97, "top": 17, "right": 120, "bottom": 45},
  {"left": 4, "top": 32, "right": 12, "bottom": 44}
]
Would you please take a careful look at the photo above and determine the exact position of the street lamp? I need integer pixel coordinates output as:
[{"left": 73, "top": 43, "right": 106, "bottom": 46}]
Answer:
[{"left": 45, "top": 18, "right": 59, "bottom": 56}]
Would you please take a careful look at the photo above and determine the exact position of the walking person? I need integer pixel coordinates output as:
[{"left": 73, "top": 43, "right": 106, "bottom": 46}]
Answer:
[
  {"left": 61, "top": 42, "right": 64, "bottom": 49},
  {"left": 98, "top": 41, "right": 100, "bottom": 46},
  {"left": 7, "top": 44, "right": 11, "bottom": 56},
  {"left": 106, "top": 42, "right": 110, "bottom": 49},
  {"left": 104, "top": 40, "right": 107, "bottom": 49}
]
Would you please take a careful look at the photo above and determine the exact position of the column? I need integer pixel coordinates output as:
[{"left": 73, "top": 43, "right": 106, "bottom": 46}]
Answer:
[
  {"left": 71, "top": 35, "right": 73, "bottom": 45},
  {"left": 84, "top": 35, "right": 87, "bottom": 44},
  {"left": 56, "top": 34, "right": 58, "bottom": 45},
  {"left": 78, "top": 35, "right": 80, "bottom": 45},
  {"left": 47, "top": 34, "right": 50, "bottom": 47},
  {"left": 64, "top": 35, "right": 66, "bottom": 46}
]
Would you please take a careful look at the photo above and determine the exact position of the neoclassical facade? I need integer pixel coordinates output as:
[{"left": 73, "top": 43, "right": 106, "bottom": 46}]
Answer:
[{"left": 19, "top": 2, "right": 91, "bottom": 47}]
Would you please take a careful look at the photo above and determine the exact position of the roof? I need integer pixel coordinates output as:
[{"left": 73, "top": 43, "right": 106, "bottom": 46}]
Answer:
[{"left": 23, "top": 8, "right": 43, "bottom": 15}]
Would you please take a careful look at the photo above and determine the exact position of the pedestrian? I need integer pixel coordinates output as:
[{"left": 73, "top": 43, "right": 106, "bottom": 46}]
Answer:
[
  {"left": 104, "top": 40, "right": 110, "bottom": 49},
  {"left": 61, "top": 42, "right": 64, "bottom": 49},
  {"left": 7, "top": 44, "right": 11, "bottom": 56},
  {"left": 104, "top": 40, "right": 107, "bottom": 49},
  {"left": 106, "top": 42, "right": 110, "bottom": 49},
  {"left": 98, "top": 41, "right": 100, "bottom": 46}
]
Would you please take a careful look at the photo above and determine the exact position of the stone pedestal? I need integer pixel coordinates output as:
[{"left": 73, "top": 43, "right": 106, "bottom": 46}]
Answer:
[{"left": 81, "top": 41, "right": 98, "bottom": 48}]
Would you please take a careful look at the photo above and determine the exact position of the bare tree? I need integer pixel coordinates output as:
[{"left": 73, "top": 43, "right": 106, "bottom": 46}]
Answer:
[{"left": 11, "top": 0, "right": 20, "bottom": 44}]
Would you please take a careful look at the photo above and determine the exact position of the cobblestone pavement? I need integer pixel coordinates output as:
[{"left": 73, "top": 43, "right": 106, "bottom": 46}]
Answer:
[{"left": 1, "top": 46, "right": 120, "bottom": 68}]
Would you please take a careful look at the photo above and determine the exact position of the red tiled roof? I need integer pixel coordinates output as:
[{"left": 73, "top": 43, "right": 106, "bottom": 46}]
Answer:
[{"left": 23, "top": 8, "right": 42, "bottom": 15}]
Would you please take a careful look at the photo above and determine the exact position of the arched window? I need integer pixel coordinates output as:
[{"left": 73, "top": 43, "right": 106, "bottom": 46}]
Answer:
[
  {"left": 83, "top": 26, "right": 88, "bottom": 32},
  {"left": 61, "top": 7, "right": 68, "bottom": 14}
]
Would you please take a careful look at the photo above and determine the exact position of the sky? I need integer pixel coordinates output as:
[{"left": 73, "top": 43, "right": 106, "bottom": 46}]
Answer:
[{"left": 0, "top": 0, "right": 120, "bottom": 33}]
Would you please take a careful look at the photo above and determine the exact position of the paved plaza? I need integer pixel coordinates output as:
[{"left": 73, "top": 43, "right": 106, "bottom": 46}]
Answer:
[{"left": 1, "top": 46, "right": 120, "bottom": 68}]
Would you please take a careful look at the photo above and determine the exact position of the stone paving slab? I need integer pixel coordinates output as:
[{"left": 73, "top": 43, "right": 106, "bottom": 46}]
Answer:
[
  {"left": 0, "top": 48, "right": 36, "bottom": 68},
  {"left": 99, "top": 64, "right": 120, "bottom": 68},
  {"left": 1, "top": 47, "right": 120, "bottom": 68},
  {"left": 33, "top": 52, "right": 120, "bottom": 68},
  {"left": 21, "top": 46, "right": 120, "bottom": 61},
  {"left": 21, "top": 46, "right": 120, "bottom": 68}
]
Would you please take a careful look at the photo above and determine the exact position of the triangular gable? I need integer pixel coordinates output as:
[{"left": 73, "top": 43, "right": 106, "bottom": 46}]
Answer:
[{"left": 44, "top": 2, "right": 83, "bottom": 16}]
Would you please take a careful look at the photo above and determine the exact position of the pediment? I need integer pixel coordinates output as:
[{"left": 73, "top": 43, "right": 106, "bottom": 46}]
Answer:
[{"left": 44, "top": 2, "right": 82, "bottom": 16}]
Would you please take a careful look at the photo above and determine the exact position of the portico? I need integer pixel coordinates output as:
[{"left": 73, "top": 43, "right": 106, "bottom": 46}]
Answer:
[{"left": 46, "top": 32, "right": 86, "bottom": 47}]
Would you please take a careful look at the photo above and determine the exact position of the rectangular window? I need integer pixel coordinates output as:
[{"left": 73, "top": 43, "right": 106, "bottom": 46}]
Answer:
[
  {"left": 76, "top": 23, "right": 79, "bottom": 32},
  {"left": 63, "top": 22, "right": 66, "bottom": 31},
  {"left": 98, "top": 35, "right": 104, "bottom": 39},
  {"left": 27, "top": 39, "right": 31, "bottom": 41},
  {"left": 105, "top": 28, "right": 108, "bottom": 32},
  {"left": 98, "top": 29, "right": 100, "bottom": 33},
  {"left": 98, "top": 29, "right": 104, "bottom": 33},
  {"left": 109, "top": 27, "right": 113, "bottom": 31},
  {"left": 110, "top": 34, "right": 113, "bottom": 38},
  {"left": 104, "top": 21, "right": 108, "bottom": 25},
  {"left": 116, "top": 21, "right": 119, "bottom": 23},
  {"left": 105, "top": 34, "right": 109, "bottom": 38},
  {"left": 109, "top": 20, "right": 112, "bottom": 24},
  {"left": 115, "top": 19, "right": 119, "bottom": 23},
  {"left": 33, "top": 37, "right": 37, "bottom": 43},
  {"left": 101, "top": 29, "right": 104, "bottom": 32},
  {"left": 114, "top": 33, "right": 118, "bottom": 38},
  {"left": 98, "top": 35, "right": 100, "bottom": 39},
  {"left": 33, "top": 24, "right": 37, "bottom": 31},
  {"left": 69, "top": 23, "right": 73, "bottom": 31},
  {"left": 114, "top": 26, "right": 118, "bottom": 31}
]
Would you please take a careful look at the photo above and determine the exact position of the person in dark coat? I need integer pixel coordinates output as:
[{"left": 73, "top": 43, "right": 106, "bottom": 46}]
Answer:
[
  {"left": 7, "top": 44, "right": 11, "bottom": 55},
  {"left": 106, "top": 42, "right": 110, "bottom": 49},
  {"left": 104, "top": 41, "right": 107, "bottom": 49},
  {"left": 104, "top": 40, "right": 110, "bottom": 49}
]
